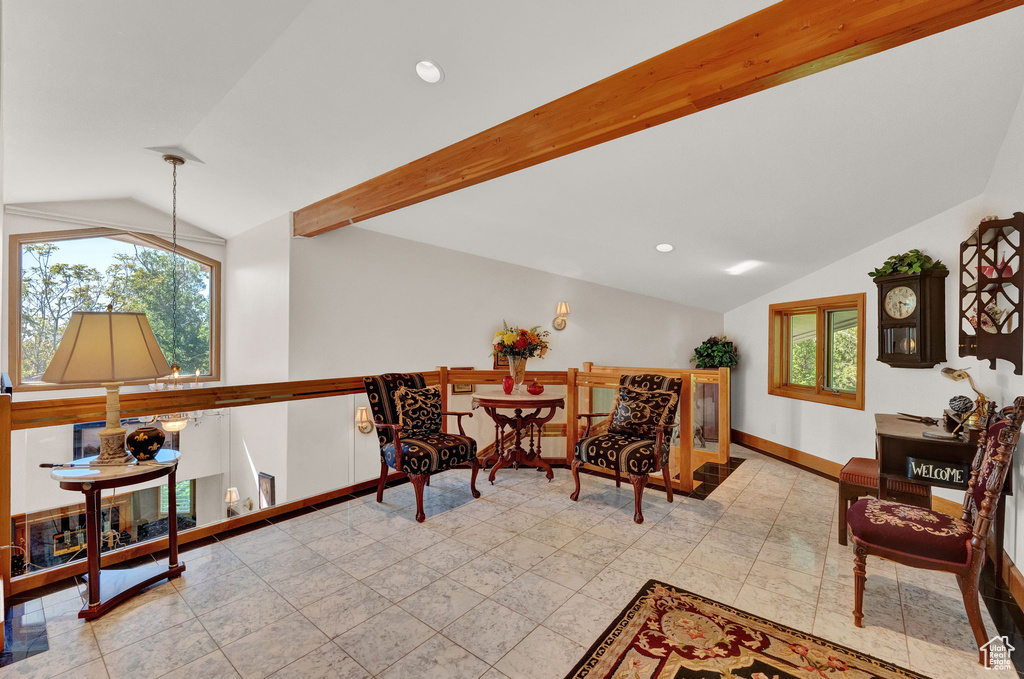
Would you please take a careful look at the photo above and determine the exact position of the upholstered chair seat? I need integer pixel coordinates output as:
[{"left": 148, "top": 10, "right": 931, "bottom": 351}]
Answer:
[
  {"left": 846, "top": 498, "right": 973, "bottom": 564},
  {"left": 574, "top": 433, "right": 669, "bottom": 476},
  {"left": 836, "top": 457, "right": 930, "bottom": 545},
  {"left": 381, "top": 433, "right": 477, "bottom": 475}
]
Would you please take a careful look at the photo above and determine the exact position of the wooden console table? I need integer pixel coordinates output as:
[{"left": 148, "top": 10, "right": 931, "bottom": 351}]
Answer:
[
  {"left": 472, "top": 390, "right": 564, "bottom": 483},
  {"left": 50, "top": 449, "right": 185, "bottom": 620}
]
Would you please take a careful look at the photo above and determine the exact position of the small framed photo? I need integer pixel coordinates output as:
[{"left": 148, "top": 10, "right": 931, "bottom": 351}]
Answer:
[
  {"left": 493, "top": 353, "right": 509, "bottom": 369},
  {"left": 451, "top": 367, "right": 475, "bottom": 394},
  {"left": 258, "top": 472, "right": 276, "bottom": 509}
]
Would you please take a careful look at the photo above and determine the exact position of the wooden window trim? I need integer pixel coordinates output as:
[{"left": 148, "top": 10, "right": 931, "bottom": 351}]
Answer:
[
  {"left": 768, "top": 292, "right": 865, "bottom": 411},
  {"left": 8, "top": 227, "right": 222, "bottom": 391}
]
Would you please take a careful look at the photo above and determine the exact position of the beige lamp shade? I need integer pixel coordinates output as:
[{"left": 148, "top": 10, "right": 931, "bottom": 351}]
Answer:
[
  {"left": 42, "top": 311, "right": 171, "bottom": 384},
  {"left": 225, "top": 487, "right": 240, "bottom": 504},
  {"left": 556, "top": 301, "right": 570, "bottom": 316}
]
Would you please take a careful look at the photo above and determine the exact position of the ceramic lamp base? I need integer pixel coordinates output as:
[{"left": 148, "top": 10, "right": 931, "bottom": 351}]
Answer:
[{"left": 95, "top": 427, "right": 134, "bottom": 465}]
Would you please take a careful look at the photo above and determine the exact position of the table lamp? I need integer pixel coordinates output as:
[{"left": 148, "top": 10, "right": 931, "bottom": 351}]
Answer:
[
  {"left": 43, "top": 307, "right": 171, "bottom": 465},
  {"left": 940, "top": 367, "right": 988, "bottom": 429}
]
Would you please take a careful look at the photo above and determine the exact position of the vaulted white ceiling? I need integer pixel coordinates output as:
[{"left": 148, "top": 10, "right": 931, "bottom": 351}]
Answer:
[{"left": 6, "top": 1, "right": 1024, "bottom": 311}]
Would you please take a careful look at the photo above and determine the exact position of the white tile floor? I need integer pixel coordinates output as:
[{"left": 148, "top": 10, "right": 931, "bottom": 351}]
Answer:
[{"left": 1, "top": 447, "right": 1017, "bottom": 679}]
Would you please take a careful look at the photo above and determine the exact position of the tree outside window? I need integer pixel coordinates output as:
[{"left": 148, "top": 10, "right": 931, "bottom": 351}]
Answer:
[
  {"left": 14, "top": 229, "right": 219, "bottom": 387},
  {"left": 769, "top": 294, "right": 865, "bottom": 410}
]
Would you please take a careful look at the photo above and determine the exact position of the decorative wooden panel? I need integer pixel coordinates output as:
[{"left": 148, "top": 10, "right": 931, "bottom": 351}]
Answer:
[{"left": 959, "top": 213, "right": 1024, "bottom": 375}]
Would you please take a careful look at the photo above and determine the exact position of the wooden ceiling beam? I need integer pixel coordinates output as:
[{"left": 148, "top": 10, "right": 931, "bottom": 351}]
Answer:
[{"left": 294, "top": 0, "right": 1024, "bottom": 237}]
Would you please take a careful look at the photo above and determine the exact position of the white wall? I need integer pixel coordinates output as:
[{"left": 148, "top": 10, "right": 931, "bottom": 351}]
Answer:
[
  {"left": 288, "top": 226, "right": 721, "bottom": 377},
  {"left": 724, "top": 85, "right": 1024, "bottom": 563},
  {"left": 224, "top": 214, "right": 291, "bottom": 511}
]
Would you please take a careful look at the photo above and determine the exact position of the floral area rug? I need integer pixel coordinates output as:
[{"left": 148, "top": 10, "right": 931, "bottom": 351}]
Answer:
[{"left": 565, "top": 580, "right": 928, "bottom": 679}]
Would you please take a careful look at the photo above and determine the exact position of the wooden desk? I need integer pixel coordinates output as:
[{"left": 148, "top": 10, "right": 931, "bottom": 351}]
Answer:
[
  {"left": 875, "top": 414, "right": 978, "bottom": 499},
  {"left": 50, "top": 449, "right": 185, "bottom": 620},
  {"left": 472, "top": 390, "right": 564, "bottom": 483}
]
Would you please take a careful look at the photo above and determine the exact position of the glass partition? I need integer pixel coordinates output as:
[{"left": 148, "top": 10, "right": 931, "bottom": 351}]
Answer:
[{"left": 692, "top": 379, "right": 720, "bottom": 454}]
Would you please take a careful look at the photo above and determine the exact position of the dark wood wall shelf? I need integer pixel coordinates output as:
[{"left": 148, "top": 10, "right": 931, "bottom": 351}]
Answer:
[{"left": 959, "top": 213, "right": 1024, "bottom": 375}]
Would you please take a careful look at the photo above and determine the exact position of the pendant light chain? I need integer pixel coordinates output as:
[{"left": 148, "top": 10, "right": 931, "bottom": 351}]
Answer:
[
  {"left": 164, "top": 154, "right": 185, "bottom": 373},
  {"left": 171, "top": 160, "right": 179, "bottom": 370}
]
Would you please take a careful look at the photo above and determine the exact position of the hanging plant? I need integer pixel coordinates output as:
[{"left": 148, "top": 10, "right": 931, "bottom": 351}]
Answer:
[
  {"left": 868, "top": 249, "right": 947, "bottom": 278},
  {"left": 691, "top": 336, "right": 738, "bottom": 369}
]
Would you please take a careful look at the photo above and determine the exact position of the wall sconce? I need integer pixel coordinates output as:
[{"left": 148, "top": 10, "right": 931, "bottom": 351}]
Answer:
[
  {"left": 356, "top": 406, "right": 374, "bottom": 434},
  {"left": 552, "top": 301, "right": 570, "bottom": 331}
]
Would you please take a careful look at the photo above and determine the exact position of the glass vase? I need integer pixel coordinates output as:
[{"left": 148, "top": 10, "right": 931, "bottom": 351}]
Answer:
[{"left": 509, "top": 356, "right": 528, "bottom": 393}]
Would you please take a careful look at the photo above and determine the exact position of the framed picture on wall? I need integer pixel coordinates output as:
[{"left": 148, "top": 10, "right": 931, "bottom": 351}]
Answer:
[
  {"left": 493, "top": 354, "right": 509, "bottom": 369},
  {"left": 258, "top": 472, "right": 276, "bottom": 509},
  {"left": 73, "top": 419, "right": 179, "bottom": 460},
  {"left": 451, "top": 367, "right": 475, "bottom": 394}
]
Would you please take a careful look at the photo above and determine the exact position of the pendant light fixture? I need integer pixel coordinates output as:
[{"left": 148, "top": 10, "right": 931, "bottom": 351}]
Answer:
[{"left": 157, "top": 154, "right": 191, "bottom": 433}]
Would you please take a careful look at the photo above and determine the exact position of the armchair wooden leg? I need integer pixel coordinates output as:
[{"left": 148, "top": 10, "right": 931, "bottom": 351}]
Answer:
[
  {"left": 958, "top": 568, "right": 989, "bottom": 665},
  {"left": 614, "top": 467, "right": 621, "bottom": 488},
  {"left": 852, "top": 545, "right": 867, "bottom": 627},
  {"left": 469, "top": 459, "right": 481, "bottom": 499},
  {"left": 570, "top": 459, "right": 583, "bottom": 501},
  {"left": 376, "top": 462, "right": 388, "bottom": 503},
  {"left": 629, "top": 473, "right": 648, "bottom": 524},
  {"left": 410, "top": 474, "right": 428, "bottom": 523},
  {"left": 662, "top": 465, "right": 673, "bottom": 503}
]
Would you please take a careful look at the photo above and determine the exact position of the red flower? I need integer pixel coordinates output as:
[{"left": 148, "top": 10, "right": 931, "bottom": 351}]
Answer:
[
  {"left": 514, "top": 337, "right": 528, "bottom": 350},
  {"left": 826, "top": 657, "right": 848, "bottom": 671},
  {"left": 519, "top": 328, "right": 528, "bottom": 335},
  {"left": 788, "top": 644, "right": 809, "bottom": 657}
]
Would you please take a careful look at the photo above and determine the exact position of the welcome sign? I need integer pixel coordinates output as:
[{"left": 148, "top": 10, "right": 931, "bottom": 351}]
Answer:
[{"left": 906, "top": 457, "right": 971, "bottom": 489}]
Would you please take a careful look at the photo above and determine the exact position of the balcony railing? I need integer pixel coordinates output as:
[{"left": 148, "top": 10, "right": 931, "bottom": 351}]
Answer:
[{"left": 0, "top": 364, "right": 730, "bottom": 595}]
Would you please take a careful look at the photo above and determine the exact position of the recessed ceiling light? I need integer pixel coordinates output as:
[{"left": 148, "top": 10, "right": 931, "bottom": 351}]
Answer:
[
  {"left": 725, "top": 260, "right": 762, "bottom": 275},
  {"left": 415, "top": 60, "right": 444, "bottom": 84},
  {"left": 655, "top": 243, "right": 674, "bottom": 253}
]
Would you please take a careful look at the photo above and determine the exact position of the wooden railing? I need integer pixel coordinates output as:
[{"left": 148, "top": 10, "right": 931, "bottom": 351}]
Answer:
[{"left": 0, "top": 364, "right": 727, "bottom": 595}]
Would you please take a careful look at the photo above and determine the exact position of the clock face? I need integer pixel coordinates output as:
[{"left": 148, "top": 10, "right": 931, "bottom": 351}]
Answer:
[{"left": 884, "top": 286, "right": 917, "bottom": 319}]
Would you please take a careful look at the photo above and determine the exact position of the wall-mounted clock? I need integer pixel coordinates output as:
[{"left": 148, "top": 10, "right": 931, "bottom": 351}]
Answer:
[{"left": 875, "top": 270, "right": 948, "bottom": 368}]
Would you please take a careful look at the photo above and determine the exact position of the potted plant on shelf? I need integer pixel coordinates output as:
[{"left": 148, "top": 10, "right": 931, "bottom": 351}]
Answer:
[
  {"left": 691, "top": 336, "right": 739, "bottom": 369},
  {"left": 867, "top": 249, "right": 947, "bottom": 278},
  {"left": 492, "top": 322, "right": 550, "bottom": 393}
]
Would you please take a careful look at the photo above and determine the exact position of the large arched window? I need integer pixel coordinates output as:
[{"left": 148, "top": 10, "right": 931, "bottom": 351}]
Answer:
[{"left": 9, "top": 228, "right": 221, "bottom": 389}]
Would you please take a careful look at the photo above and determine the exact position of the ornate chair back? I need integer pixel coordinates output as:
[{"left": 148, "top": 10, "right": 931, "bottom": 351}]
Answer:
[
  {"left": 963, "top": 398, "right": 1024, "bottom": 551},
  {"left": 619, "top": 373, "right": 683, "bottom": 427},
  {"left": 362, "top": 373, "right": 426, "bottom": 448}
]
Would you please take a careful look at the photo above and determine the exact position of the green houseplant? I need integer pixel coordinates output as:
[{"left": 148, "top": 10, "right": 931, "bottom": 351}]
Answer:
[
  {"left": 691, "top": 336, "right": 738, "bottom": 369},
  {"left": 868, "top": 249, "right": 947, "bottom": 278}
]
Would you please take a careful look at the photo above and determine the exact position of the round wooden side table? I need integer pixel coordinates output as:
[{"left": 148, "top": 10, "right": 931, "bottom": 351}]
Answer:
[{"left": 471, "top": 390, "right": 564, "bottom": 484}]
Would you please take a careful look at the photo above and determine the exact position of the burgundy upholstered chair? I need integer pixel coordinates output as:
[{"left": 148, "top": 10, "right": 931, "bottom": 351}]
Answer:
[{"left": 846, "top": 399, "right": 1023, "bottom": 665}]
